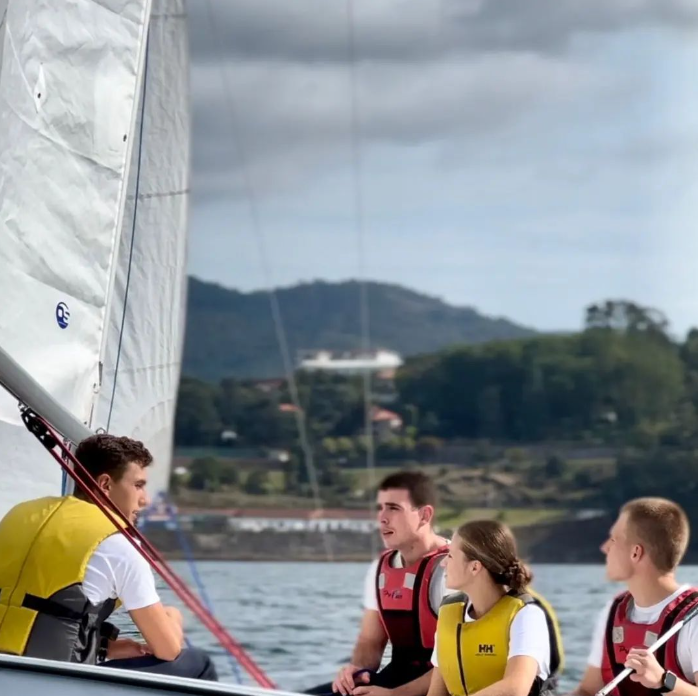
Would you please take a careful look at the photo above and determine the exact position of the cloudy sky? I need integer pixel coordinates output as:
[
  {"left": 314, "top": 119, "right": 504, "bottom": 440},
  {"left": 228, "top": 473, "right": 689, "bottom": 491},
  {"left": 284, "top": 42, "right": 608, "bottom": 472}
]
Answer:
[{"left": 186, "top": 0, "right": 698, "bottom": 336}]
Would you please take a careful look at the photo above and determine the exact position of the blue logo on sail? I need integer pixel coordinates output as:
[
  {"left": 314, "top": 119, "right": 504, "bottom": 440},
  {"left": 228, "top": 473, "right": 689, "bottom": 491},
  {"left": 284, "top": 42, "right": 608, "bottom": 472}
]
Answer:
[{"left": 56, "top": 302, "right": 70, "bottom": 329}]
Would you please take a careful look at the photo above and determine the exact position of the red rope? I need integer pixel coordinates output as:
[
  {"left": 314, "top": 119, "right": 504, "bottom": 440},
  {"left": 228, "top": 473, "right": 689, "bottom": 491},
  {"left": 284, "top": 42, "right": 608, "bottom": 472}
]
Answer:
[{"left": 25, "top": 411, "right": 276, "bottom": 690}]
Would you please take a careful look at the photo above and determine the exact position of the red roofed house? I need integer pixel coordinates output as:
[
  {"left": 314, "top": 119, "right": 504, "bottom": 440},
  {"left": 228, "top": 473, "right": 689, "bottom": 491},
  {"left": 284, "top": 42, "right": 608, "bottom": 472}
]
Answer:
[{"left": 371, "top": 406, "right": 403, "bottom": 442}]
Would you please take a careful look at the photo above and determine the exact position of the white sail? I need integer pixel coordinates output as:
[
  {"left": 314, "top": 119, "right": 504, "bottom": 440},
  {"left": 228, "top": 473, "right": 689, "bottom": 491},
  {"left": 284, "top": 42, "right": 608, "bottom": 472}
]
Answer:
[
  {"left": 92, "top": 0, "right": 190, "bottom": 498},
  {"left": 0, "top": 0, "right": 154, "bottom": 518},
  {"left": 0, "top": 0, "right": 7, "bottom": 72}
]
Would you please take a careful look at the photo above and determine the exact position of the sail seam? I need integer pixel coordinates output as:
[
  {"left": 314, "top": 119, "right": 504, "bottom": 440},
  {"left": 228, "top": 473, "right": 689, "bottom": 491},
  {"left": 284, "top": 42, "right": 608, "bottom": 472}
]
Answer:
[
  {"left": 101, "top": 361, "right": 181, "bottom": 376},
  {"left": 127, "top": 188, "right": 189, "bottom": 201}
]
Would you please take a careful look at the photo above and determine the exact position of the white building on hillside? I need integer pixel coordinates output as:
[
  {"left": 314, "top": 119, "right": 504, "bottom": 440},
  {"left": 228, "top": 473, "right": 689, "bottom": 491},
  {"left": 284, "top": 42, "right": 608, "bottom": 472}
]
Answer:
[
  {"left": 171, "top": 507, "right": 377, "bottom": 534},
  {"left": 298, "top": 349, "right": 402, "bottom": 375}
]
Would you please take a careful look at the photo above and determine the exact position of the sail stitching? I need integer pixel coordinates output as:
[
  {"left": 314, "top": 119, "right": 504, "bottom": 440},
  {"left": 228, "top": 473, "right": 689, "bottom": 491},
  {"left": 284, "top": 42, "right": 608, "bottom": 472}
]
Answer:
[{"left": 127, "top": 188, "right": 189, "bottom": 201}]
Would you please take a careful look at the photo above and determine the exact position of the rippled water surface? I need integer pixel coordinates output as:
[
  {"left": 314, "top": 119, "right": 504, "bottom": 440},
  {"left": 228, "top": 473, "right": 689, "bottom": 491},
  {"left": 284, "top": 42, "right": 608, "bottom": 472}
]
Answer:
[{"left": 119, "top": 562, "right": 698, "bottom": 692}]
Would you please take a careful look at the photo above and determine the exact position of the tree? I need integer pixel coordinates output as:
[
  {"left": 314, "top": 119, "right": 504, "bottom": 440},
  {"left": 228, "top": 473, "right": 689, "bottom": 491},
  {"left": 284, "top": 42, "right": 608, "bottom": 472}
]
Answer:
[
  {"left": 218, "top": 462, "right": 240, "bottom": 487},
  {"left": 285, "top": 372, "right": 365, "bottom": 440},
  {"left": 416, "top": 436, "right": 442, "bottom": 463},
  {"left": 282, "top": 456, "right": 302, "bottom": 493},
  {"left": 176, "top": 297, "right": 694, "bottom": 452},
  {"left": 244, "top": 470, "right": 271, "bottom": 495},
  {"left": 377, "top": 437, "right": 415, "bottom": 461},
  {"left": 573, "top": 470, "right": 593, "bottom": 488},
  {"left": 175, "top": 378, "right": 222, "bottom": 446},
  {"left": 216, "top": 377, "right": 246, "bottom": 429},
  {"left": 322, "top": 438, "right": 338, "bottom": 456},
  {"left": 169, "top": 469, "right": 185, "bottom": 494},
  {"left": 544, "top": 455, "right": 566, "bottom": 479},
  {"left": 679, "top": 330, "right": 698, "bottom": 438},
  {"left": 585, "top": 300, "right": 669, "bottom": 338},
  {"left": 613, "top": 448, "right": 698, "bottom": 514},
  {"left": 188, "top": 457, "right": 222, "bottom": 491},
  {"left": 319, "top": 462, "right": 345, "bottom": 487},
  {"left": 335, "top": 437, "right": 356, "bottom": 459},
  {"left": 396, "top": 319, "right": 685, "bottom": 443}
]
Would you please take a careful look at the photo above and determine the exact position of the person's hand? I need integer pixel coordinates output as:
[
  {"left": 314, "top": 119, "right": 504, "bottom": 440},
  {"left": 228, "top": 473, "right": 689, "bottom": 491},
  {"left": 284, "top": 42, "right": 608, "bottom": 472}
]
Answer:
[
  {"left": 332, "top": 665, "right": 371, "bottom": 695},
  {"left": 107, "top": 638, "right": 152, "bottom": 660},
  {"left": 624, "top": 648, "right": 664, "bottom": 689},
  {"left": 352, "top": 686, "right": 391, "bottom": 696}
]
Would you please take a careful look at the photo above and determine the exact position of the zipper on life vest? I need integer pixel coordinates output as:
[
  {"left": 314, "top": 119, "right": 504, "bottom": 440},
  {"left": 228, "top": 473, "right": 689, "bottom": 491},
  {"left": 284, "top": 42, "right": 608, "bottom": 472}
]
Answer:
[{"left": 456, "top": 624, "right": 468, "bottom": 696}]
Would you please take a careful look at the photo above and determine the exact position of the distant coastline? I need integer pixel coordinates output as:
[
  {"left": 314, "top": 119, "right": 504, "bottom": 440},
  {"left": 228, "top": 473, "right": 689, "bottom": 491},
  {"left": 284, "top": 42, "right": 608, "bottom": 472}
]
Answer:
[
  {"left": 149, "top": 514, "right": 615, "bottom": 564},
  {"left": 150, "top": 515, "right": 698, "bottom": 564}
]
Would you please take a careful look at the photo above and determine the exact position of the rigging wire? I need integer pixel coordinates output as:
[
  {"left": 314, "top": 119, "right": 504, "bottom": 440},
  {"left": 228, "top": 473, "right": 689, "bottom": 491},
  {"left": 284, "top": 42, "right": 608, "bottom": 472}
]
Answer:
[
  {"left": 201, "top": 0, "right": 332, "bottom": 561},
  {"left": 141, "top": 493, "right": 244, "bottom": 683},
  {"left": 346, "top": 0, "right": 377, "bottom": 555},
  {"left": 105, "top": 31, "right": 151, "bottom": 433},
  {"left": 103, "top": 16, "right": 242, "bottom": 677}
]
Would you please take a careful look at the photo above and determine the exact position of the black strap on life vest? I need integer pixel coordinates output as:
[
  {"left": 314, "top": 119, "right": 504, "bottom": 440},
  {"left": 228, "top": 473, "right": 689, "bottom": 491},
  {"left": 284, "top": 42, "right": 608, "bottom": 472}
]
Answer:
[
  {"left": 508, "top": 590, "right": 561, "bottom": 696},
  {"left": 604, "top": 593, "right": 627, "bottom": 681},
  {"left": 655, "top": 591, "right": 698, "bottom": 672},
  {"left": 21, "top": 594, "right": 87, "bottom": 623}
]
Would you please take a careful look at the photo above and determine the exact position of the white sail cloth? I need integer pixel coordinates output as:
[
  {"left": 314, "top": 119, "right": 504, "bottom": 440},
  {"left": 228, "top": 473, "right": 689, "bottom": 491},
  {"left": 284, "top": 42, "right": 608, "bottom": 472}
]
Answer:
[
  {"left": 93, "top": 0, "right": 190, "bottom": 499},
  {"left": 0, "top": 0, "right": 155, "bottom": 518}
]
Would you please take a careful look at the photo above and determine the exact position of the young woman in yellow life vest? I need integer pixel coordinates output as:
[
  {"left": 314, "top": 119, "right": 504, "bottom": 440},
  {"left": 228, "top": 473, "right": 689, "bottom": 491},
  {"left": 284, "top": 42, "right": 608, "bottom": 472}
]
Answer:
[{"left": 427, "top": 520, "right": 564, "bottom": 696}]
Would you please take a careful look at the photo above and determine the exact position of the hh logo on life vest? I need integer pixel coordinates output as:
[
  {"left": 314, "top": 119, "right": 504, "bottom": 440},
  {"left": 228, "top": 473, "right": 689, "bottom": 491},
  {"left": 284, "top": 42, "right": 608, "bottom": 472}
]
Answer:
[
  {"left": 384, "top": 589, "right": 403, "bottom": 600},
  {"left": 478, "top": 644, "right": 495, "bottom": 655}
]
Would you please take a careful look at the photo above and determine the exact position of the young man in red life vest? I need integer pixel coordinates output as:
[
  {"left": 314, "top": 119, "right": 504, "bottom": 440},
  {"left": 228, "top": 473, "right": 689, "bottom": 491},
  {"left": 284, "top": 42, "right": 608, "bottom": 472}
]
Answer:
[
  {"left": 573, "top": 497, "right": 698, "bottom": 696},
  {"left": 316, "top": 471, "right": 450, "bottom": 696}
]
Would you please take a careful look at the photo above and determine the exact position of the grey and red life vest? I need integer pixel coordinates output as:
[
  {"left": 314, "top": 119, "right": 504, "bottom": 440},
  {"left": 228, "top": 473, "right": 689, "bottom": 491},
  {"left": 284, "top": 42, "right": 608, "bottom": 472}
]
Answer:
[
  {"left": 601, "top": 587, "right": 698, "bottom": 696},
  {"left": 375, "top": 545, "right": 448, "bottom": 668}
]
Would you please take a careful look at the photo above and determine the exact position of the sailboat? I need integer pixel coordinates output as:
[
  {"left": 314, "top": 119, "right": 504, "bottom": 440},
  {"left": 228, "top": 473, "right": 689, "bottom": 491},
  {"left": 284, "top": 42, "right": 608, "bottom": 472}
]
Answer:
[{"left": 0, "top": 1, "right": 300, "bottom": 693}]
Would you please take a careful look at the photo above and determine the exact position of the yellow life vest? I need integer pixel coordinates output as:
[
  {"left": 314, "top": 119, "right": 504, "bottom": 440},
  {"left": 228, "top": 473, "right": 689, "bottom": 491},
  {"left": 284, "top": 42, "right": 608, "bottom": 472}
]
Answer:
[
  {"left": 436, "top": 589, "right": 564, "bottom": 696},
  {"left": 0, "top": 495, "right": 123, "bottom": 662}
]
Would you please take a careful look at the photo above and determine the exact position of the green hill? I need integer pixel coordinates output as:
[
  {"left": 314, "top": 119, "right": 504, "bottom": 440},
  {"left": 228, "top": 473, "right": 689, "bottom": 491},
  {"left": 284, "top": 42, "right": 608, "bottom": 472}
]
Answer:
[{"left": 182, "top": 277, "right": 537, "bottom": 380}]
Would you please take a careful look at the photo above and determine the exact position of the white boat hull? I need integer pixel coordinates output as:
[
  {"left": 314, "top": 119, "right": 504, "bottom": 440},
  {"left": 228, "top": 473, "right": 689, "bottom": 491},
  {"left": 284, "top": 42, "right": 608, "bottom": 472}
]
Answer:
[{"left": 0, "top": 653, "right": 304, "bottom": 696}]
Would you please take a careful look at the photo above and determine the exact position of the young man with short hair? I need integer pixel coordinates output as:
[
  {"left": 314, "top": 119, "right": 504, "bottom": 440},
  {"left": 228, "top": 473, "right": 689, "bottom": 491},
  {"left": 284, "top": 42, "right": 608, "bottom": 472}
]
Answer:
[
  {"left": 310, "top": 470, "right": 450, "bottom": 696},
  {"left": 574, "top": 497, "right": 698, "bottom": 696},
  {"left": 0, "top": 433, "right": 217, "bottom": 681}
]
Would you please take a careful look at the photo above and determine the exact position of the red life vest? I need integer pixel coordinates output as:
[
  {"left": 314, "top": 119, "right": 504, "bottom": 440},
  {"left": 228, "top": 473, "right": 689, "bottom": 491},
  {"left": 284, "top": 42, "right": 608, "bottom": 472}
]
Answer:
[
  {"left": 375, "top": 545, "right": 448, "bottom": 667},
  {"left": 601, "top": 588, "right": 698, "bottom": 696}
]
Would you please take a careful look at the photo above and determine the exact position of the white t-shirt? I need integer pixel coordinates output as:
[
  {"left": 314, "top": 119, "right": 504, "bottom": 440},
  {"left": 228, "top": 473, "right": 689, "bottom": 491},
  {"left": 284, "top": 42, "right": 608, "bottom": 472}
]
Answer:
[
  {"left": 82, "top": 534, "right": 161, "bottom": 611},
  {"left": 587, "top": 584, "right": 698, "bottom": 683},
  {"left": 431, "top": 601, "right": 551, "bottom": 681},
  {"left": 363, "top": 553, "right": 452, "bottom": 614}
]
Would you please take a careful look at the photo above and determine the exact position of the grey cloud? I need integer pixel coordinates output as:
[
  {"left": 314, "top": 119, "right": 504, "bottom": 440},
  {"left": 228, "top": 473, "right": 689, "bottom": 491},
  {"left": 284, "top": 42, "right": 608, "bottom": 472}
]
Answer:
[
  {"left": 446, "top": 0, "right": 698, "bottom": 53},
  {"left": 188, "top": 0, "right": 698, "bottom": 65},
  {"left": 190, "top": 52, "right": 604, "bottom": 197},
  {"left": 186, "top": 0, "right": 698, "bottom": 200}
]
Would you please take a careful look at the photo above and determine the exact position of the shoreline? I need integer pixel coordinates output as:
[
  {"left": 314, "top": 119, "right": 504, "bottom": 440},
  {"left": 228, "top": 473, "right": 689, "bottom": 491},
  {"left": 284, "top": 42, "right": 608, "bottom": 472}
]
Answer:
[
  {"left": 150, "top": 513, "right": 698, "bottom": 565},
  {"left": 160, "top": 552, "right": 605, "bottom": 563},
  {"left": 148, "top": 513, "right": 618, "bottom": 564},
  {"left": 147, "top": 512, "right": 698, "bottom": 564}
]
